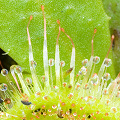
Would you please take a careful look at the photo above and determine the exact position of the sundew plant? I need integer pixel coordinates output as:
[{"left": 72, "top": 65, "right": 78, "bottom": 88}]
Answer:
[{"left": 0, "top": 0, "right": 120, "bottom": 120}]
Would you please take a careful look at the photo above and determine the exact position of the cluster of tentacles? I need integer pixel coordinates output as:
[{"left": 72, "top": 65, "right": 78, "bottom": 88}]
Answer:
[{"left": 0, "top": 5, "right": 120, "bottom": 120}]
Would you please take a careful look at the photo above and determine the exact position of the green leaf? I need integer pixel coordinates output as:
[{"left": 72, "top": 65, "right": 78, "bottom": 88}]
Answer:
[{"left": 0, "top": 0, "right": 115, "bottom": 81}]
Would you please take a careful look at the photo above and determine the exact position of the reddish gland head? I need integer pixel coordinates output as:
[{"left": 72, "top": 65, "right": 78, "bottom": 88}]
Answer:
[
  {"left": 3, "top": 5, "right": 119, "bottom": 120},
  {"left": 105, "top": 113, "right": 109, "bottom": 116},
  {"left": 4, "top": 98, "right": 11, "bottom": 104},
  {"left": 57, "top": 20, "right": 60, "bottom": 24},
  {"left": 30, "top": 15, "right": 33, "bottom": 21},
  {"left": 61, "top": 102, "right": 65, "bottom": 106},
  {"left": 41, "top": 5, "right": 44, "bottom": 11},
  {"left": 42, "top": 105, "right": 45, "bottom": 109},
  {"left": 111, "top": 35, "right": 114, "bottom": 41},
  {"left": 96, "top": 111, "right": 100, "bottom": 114},
  {"left": 61, "top": 28, "right": 65, "bottom": 32},
  {"left": 71, "top": 103, "right": 75, "bottom": 107},
  {"left": 105, "top": 34, "right": 115, "bottom": 58},
  {"left": 94, "top": 28, "right": 97, "bottom": 34}
]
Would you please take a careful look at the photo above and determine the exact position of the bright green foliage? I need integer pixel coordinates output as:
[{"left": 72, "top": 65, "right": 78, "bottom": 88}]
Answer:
[{"left": 0, "top": 0, "right": 115, "bottom": 79}]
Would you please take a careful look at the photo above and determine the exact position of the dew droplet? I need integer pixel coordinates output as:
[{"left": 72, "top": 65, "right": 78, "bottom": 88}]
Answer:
[
  {"left": 42, "top": 105, "right": 46, "bottom": 109},
  {"left": 82, "top": 59, "right": 88, "bottom": 67},
  {"left": 103, "top": 73, "right": 110, "bottom": 81},
  {"left": 41, "top": 75, "right": 47, "bottom": 82},
  {"left": 90, "top": 73, "right": 99, "bottom": 85},
  {"left": 14, "top": 65, "right": 22, "bottom": 73},
  {"left": 71, "top": 103, "right": 75, "bottom": 108},
  {"left": 63, "top": 82, "right": 67, "bottom": 87},
  {"left": 83, "top": 83, "right": 89, "bottom": 89},
  {"left": 0, "top": 83, "right": 7, "bottom": 91},
  {"left": 49, "top": 58, "right": 54, "bottom": 66},
  {"left": 26, "top": 78, "right": 32, "bottom": 85},
  {"left": 84, "top": 96, "right": 96, "bottom": 105},
  {"left": 52, "top": 105, "right": 57, "bottom": 109},
  {"left": 79, "top": 66, "right": 87, "bottom": 75},
  {"left": 43, "top": 95, "right": 48, "bottom": 100},
  {"left": 68, "top": 93, "right": 73, "bottom": 99},
  {"left": 48, "top": 113, "right": 52, "bottom": 116},
  {"left": 48, "top": 109, "right": 52, "bottom": 112},
  {"left": 103, "top": 88, "right": 109, "bottom": 95},
  {"left": 9, "top": 81, "right": 14, "bottom": 85},
  {"left": 1, "top": 69, "right": 8, "bottom": 76},
  {"left": 105, "top": 99, "right": 110, "bottom": 106},
  {"left": 29, "top": 104, "right": 35, "bottom": 110},
  {"left": 73, "top": 112, "right": 77, "bottom": 116},
  {"left": 4, "top": 98, "right": 11, "bottom": 104},
  {"left": 111, "top": 107, "right": 117, "bottom": 113},
  {"left": 104, "top": 58, "right": 112, "bottom": 67},
  {"left": 75, "top": 83, "right": 80, "bottom": 90},
  {"left": 93, "top": 56, "right": 100, "bottom": 64},
  {"left": 60, "top": 61, "right": 65, "bottom": 67},
  {"left": 66, "top": 111, "right": 70, "bottom": 115},
  {"left": 53, "top": 86, "right": 59, "bottom": 91},
  {"left": 31, "top": 60, "right": 37, "bottom": 68},
  {"left": 61, "top": 102, "right": 65, "bottom": 106},
  {"left": 80, "top": 107, "right": 84, "bottom": 110},
  {"left": 35, "top": 92, "right": 41, "bottom": 97}
]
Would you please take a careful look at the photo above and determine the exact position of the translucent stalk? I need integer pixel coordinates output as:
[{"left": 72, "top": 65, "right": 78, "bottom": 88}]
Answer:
[
  {"left": 41, "top": 5, "right": 50, "bottom": 89},
  {"left": 55, "top": 20, "right": 61, "bottom": 87},
  {"left": 27, "top": 16, "right": 41, "bottom": 92}
]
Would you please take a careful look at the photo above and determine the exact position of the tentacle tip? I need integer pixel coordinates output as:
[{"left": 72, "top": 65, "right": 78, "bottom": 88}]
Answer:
[
  {"left": 61, "top": 28, "right": 65, "bottom": 32},
  {"left": 30, "top": 15, "right": 33, "bottom": 21},
  {"left": 41, "top": 5, "right": 44, "bottom": 11},
  {"left": 94, "top": 28, "right": 97, "bottom": 34},
  {"left": 117, "top": 72, "right": 120, "bottom": 77},
  {"left": 57, "top": 20, "right": 60, "bottom": 25},
  {"left": 111, "top": 35, "right": 115, "bottom": 41}
]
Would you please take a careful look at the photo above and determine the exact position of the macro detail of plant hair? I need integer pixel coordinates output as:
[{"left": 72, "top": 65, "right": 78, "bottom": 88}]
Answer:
[
  {"left": 0, "top": 0, "right": 119, "bottom": 120},
  {"left": 0, "top": 0, "right": 115, "bottom": 80}
]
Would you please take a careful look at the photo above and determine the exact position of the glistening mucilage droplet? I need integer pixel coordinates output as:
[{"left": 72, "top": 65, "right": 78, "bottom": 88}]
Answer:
[{"left": 0, "top": 5, "right": 119, "bottom": 120}]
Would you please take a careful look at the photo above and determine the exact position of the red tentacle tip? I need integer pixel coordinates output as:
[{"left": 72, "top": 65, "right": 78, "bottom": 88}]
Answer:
[
  {"left": 94, "top": 28, "right": 97, "bottom": 34},
  {"left": 117, "top": 72, "right": 120, "bottom": 77},
  {"left": 61, "top": 28, "right": 65, "bottom": 32},
  {"left": 57, "top": 20, "right": 60, "bottom": 25},
  {"left": 41, "top": 5, "right": 44, "bottom": 11},
  {"left": 111, "top": 35, "right": 115, "bottom": 41},
  {"left": 30, "top": 15, "right": 33, "bottom": 21}
]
